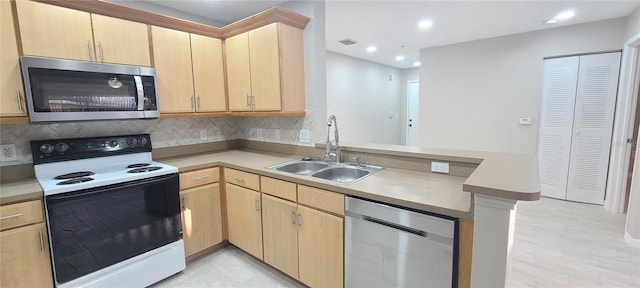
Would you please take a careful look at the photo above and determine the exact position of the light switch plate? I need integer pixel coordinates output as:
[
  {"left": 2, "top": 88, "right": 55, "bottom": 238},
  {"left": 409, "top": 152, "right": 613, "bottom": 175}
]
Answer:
[
  {"left": 1, "top": 144, "right": 17, "bottom": 162},
  {"left": 431, "top": 161, "right": 450, "bottom": 174},
  {"left": 519, "top": 117, "right": 533, "bottom": 125},
  {"left": 299, "top": 129, "right": 310, "bottom": 143},
  {"left": 199, "top": 130, "right": 207, "bottom": 141}
]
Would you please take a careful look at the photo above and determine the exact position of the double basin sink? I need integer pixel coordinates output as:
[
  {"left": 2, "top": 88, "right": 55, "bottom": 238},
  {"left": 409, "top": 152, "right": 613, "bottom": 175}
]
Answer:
[{"left": 267, "top": 158, "right": 383, "bottom": 184}]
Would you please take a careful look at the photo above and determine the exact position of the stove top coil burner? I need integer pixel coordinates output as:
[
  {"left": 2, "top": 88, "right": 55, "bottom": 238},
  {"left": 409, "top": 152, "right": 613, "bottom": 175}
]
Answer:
[
  {"left": 57, "top": 177, "right": 94, "bottom": 185},
  {"left": 127, "top": 163, "right": 151, "bottom": 169},
  {"left": 127, "top": 166, "right": 162, "bottom": 173},
  {"left": 54, "top": 171, "right": 96, "bottom": 180}
]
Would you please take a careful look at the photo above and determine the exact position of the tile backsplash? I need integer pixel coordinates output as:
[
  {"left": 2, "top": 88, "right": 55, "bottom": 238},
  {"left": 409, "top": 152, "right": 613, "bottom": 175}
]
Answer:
[{"left": 0, "top": 114, "right": 315, "bottom": 167}]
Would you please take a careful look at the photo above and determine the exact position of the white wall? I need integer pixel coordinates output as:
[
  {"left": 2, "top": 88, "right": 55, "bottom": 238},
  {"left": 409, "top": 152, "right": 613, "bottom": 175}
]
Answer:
[
  {"left": 625, "top": 7, "right": 640, "bottom": 40},
  {"left": 419, "top": 18, "right": 627, "bottom": 153},
  {"left": 326, "top": 52, "right": 403, "bottom": 144},
  {"left": 106, "top": 0, "right": 226, "bottom": 27}
]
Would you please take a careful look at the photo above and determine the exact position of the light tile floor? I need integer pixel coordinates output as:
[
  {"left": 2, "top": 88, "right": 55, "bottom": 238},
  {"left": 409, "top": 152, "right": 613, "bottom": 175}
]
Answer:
[{"left": 154, "top": 197, "right": 640, "bottom": 287}]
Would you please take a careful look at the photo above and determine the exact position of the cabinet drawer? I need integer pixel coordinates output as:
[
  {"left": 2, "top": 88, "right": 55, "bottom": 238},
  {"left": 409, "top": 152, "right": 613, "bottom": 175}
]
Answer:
[
  {"left": 298, "top": 186, "right": 344, "bottom": 216},
  {"left": 0, "top": 200, "right": 43, "bottom": 231},
  {"left": 261, "top": 176, "right": 296, "bottom": 202},
  {"left": 225, "top": 168, "right": 260, "bottom": 191},
  {"left": 180, "top": 167, "right": 219, "bottom": 190}
]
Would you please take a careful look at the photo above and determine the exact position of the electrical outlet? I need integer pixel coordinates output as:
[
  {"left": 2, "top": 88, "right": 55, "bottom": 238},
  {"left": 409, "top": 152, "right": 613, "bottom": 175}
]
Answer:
[
  {"left": 431, "top": 161, "right": 450, "bottom": 174},
  {"left": 199, "top": 130, "right": 207, "bottom": 141},
  {"left": 1, "top": 144, "right": 17, "bottom": 162},
  {"left": 299, "top": 129, "right": 310, "bottom": 143}
]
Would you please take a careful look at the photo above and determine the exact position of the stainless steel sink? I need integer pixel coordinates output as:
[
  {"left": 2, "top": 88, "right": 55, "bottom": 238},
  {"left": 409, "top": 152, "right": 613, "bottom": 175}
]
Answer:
[
  {"left": 311, "top": 167, "right": 370, "bottom": 183},
  {"left": 267, "top": 158, "right": 382, "bottom": 184},
  {"left": 273, "top": 161, "right": 329, "bottom": 175}
]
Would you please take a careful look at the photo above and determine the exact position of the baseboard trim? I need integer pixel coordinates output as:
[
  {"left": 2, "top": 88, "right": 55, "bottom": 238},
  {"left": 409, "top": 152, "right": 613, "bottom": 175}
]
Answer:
[{"left": 625, "top": 232, "right": 640, "bottom": 248}]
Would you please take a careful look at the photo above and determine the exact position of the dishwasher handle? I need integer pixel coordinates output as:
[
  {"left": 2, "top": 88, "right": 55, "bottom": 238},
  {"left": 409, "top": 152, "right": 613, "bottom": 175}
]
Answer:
[{"left": 363, "top": 215, "right": 427, "bottom": 237}]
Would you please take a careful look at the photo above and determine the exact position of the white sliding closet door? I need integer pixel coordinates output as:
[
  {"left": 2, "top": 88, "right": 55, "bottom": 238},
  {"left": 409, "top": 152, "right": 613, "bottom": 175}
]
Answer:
[
  {"left": 538, "top": 52, "right": 621, "bottom": 204},
  {"left": 538, "top": 56, "right": 580, "bottom": 200},
  {"left": 566, "top": 53, "right": 621, "bottom": 204}
]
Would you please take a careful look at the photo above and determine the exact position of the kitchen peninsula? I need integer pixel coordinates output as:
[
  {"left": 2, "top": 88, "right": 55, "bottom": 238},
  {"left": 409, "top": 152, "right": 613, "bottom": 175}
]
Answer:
[{"left": 0, "top": 139, "right": 540, "bottom": 287}]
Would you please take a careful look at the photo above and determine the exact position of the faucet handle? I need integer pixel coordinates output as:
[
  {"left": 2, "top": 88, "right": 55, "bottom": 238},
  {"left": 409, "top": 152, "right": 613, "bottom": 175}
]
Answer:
[{"left": 353, "top": 155, "right": 362, "bottom": 167}]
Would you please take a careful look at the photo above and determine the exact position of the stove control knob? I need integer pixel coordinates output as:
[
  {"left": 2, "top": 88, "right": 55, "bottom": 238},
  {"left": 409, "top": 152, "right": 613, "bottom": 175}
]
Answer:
[
  {"left": 108, "top": 139, "right": 118, "bottom": 148},
  {"left": 55, "top": 143, "right": 69, "bottom": 152},
  {"left": 138, "top": 137, "right": 148, "bottom": 146},
  {"left": 40, "top": 144, "right": 54, "bottom": 154},
  {"left": 126, "top": 138, "right": 138, "bottom": 146}
]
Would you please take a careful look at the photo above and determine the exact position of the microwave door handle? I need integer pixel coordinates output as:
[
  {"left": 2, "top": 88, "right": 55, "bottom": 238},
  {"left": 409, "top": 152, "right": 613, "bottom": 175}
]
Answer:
[{"left": 134, "top": 75, "right": 144, "bottom": 111}]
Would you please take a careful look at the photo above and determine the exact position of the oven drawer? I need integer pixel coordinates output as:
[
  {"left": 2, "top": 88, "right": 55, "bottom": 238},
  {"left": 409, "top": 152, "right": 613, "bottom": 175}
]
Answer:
[
  {"left": 0, "top": 200, "right": 43, "bottom": 231},
  {"left": 225, "top": 168, "right": 260, "bottom": 191},
  {"left": 180, "top": 167, "right": 220, "bottom": 190}
]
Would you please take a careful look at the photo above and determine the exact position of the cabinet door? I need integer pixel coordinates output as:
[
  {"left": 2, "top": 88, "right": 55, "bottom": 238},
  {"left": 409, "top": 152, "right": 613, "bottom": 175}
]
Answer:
[
  {"left": 191, "top": 34, "right": 226, "bottom": 112},
  {"left": 249, "top": 23, "right": 281, "bottom": 111},
  {"left": 16, "top": 1, "right": 94, "bottom": 61},
  {"left": 181, "top": 183, "right": 223, "bottom": 257},
  {"left": 0, "top": 223, "right": 53, "bottom": 287},
  {"left": 262, "top": 194, "right": 298, "bottom": 278},
  {"left": 225, "top": 32, "right": 252, "bottom": 111},
  {"left": 225, "top": 184, "right": 263, "bottom": 259},
  {"left": 151, "top": 26, "right": 195, "bottom": 113},
  {"left": 0, "top": 0, "right": 26, "bottom": 116},
  {"left": 91, "top": 14, "right": 150, "bottom": 66},
  {"left": 298, "top": 205, "right": 343, "bottom": 288}
]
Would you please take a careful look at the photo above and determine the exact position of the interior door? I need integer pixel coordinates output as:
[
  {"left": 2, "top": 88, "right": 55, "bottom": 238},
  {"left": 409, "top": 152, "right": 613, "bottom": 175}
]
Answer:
[
  {"left": 406, "top": 81, "right": 420, "bottom": 146},
  {"left": 566, "top": 52, "right": 621, "bottom": 204},
  {"left": 538, "top": 56, "right": 580, "bottom": 200}
]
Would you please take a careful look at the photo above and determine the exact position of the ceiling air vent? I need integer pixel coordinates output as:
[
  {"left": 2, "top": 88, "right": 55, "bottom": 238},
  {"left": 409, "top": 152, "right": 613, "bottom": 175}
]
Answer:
[{"left": 338, "top": 38, "right": 357, "bottom": 46}]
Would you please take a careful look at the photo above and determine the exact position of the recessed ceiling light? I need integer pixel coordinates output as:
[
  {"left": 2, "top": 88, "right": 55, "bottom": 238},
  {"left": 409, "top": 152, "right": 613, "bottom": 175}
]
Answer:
[
  {"left": 367, "top": 46, "right": 377, "bottom": 52},
  {"left": 396, "top": 55, "right": 405, "bottom": 61},
  {"left": 413, "top": 62, "right": 421, "bottom": 67},
  {"left": 418, "top": 20, "right": 432, "bottom": 29},
  {"left": 556, "top": 11, "right": 575, "bottom": 20},
  {"left": 545, "top": 19, "right": 558, "bottom": 24}
]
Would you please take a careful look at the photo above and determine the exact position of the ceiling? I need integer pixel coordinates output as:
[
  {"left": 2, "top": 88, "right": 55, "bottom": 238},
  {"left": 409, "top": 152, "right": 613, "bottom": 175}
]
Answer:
[{"left": 123, "top": 1, "right": 640, "bottom": 69}]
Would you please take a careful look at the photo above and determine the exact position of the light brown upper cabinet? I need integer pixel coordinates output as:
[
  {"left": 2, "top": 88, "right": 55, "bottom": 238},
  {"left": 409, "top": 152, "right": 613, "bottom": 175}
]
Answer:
[
  {"left": 225, "top": 22, "right": 305, "bottom": 112},
  {"left": 16, "top": 1, "right": 150, "bottom": 66},
  {"left": 1, "top": 0, "right": 26, "bottom": 117},
  {"left": 152, "top": 27, "right": 226, "bottom": 114}
]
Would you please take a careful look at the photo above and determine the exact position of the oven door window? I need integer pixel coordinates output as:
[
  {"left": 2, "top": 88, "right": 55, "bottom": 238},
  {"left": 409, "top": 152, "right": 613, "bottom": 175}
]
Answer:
[
  {"left": 28, "top": 67, "right": 138, "bottom": 112},
  {"left": 45, "top": 173, "right": 181, "bottom": 284}
]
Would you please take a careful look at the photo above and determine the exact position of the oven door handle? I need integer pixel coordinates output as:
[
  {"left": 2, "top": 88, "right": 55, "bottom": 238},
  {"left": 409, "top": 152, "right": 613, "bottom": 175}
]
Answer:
[{"left": 46, "top": 173, "right": 178, "bottom": 202}]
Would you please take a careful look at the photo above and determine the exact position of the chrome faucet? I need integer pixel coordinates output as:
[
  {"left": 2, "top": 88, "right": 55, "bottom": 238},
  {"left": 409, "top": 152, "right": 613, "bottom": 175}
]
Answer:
[{"left": 325, "top": 114, "right": 341, "bottom": 163}]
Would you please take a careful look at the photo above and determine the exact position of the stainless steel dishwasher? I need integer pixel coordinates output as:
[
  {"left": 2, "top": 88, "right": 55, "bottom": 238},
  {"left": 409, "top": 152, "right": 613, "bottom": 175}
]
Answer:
[{"left": 345, "top": 196, "right": 458, "bottom": 288}]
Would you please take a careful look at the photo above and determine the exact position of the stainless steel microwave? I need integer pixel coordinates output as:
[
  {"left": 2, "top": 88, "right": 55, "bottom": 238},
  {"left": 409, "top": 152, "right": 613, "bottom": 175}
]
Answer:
[{"left": 20, "top": 56, "right": 159, "bottom": 123}]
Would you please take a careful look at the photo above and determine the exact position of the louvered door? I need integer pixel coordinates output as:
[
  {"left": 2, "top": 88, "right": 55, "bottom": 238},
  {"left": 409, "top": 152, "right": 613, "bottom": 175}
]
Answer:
[
  {"left": 538, "top": 56, "right": 579, "bottom": 200},
  {"left": 566, "top": 53, "right": 621, "bottom": 204},
  {"left": 538, "top": 52, "right": 621, "bottom": 204}
]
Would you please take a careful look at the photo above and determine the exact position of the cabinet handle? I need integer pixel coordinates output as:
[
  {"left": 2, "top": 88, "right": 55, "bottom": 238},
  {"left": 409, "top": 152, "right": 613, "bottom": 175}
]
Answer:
[
  {"left": 16, "top": 90, "right": 23, "bottom": 112},
  {"left": 39, "top": 230, "right": 44, "bottom": 252},
  {"left": 291, "top": 209, "right": 297, "bottom": 228},
  {"left": 194, "top": 175, "right": 209, "bottom": 181},
  {"left": 197, "top": 95, "right": 201, "bottom": 109},
  {"left": 251, "top": 95, "right": 255, "bottom": 109},
  {"left": 233, "top": 177, "right": 245, "bottom": 184},
  {"left": 254, "top": 198, "right": 260, "bottom": 212},
  {"left": 87, "top": 40, "right": 94, "bottom": 61},
  {"left": 246, "top": 94, "right": 251, "bottom": 107},
  {"left": 297, "top": 212, "right": 302, "bottom": 228},
  {"left": 181, "top": 196, "right": 186, "bottom": 211},
  {"left": 98, "top": 41, "right": 104, "bottom": 62},
  {"left": 191, "top": 96, "right": 195, "bottom": 109},
  {"left": 0, "top": 213, "right": 23, "bottom": 220}
]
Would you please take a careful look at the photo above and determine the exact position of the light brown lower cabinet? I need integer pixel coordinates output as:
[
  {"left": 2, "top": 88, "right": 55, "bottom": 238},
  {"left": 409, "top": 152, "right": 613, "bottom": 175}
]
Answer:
[
  {"left": 0, "top": 223, "right": 53, "bottom": 287},
  {"left": 181, "top": 183, "right": 223, "bottom": 257},
  {"left": 225, "top": 183, "right": 263, "bottom": 260},
  {"left": 297, "top": 205, "right": 344, "bottom": 288},
  {"left": 262, "top": 194, "right": 299, "bottom": 278}
]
